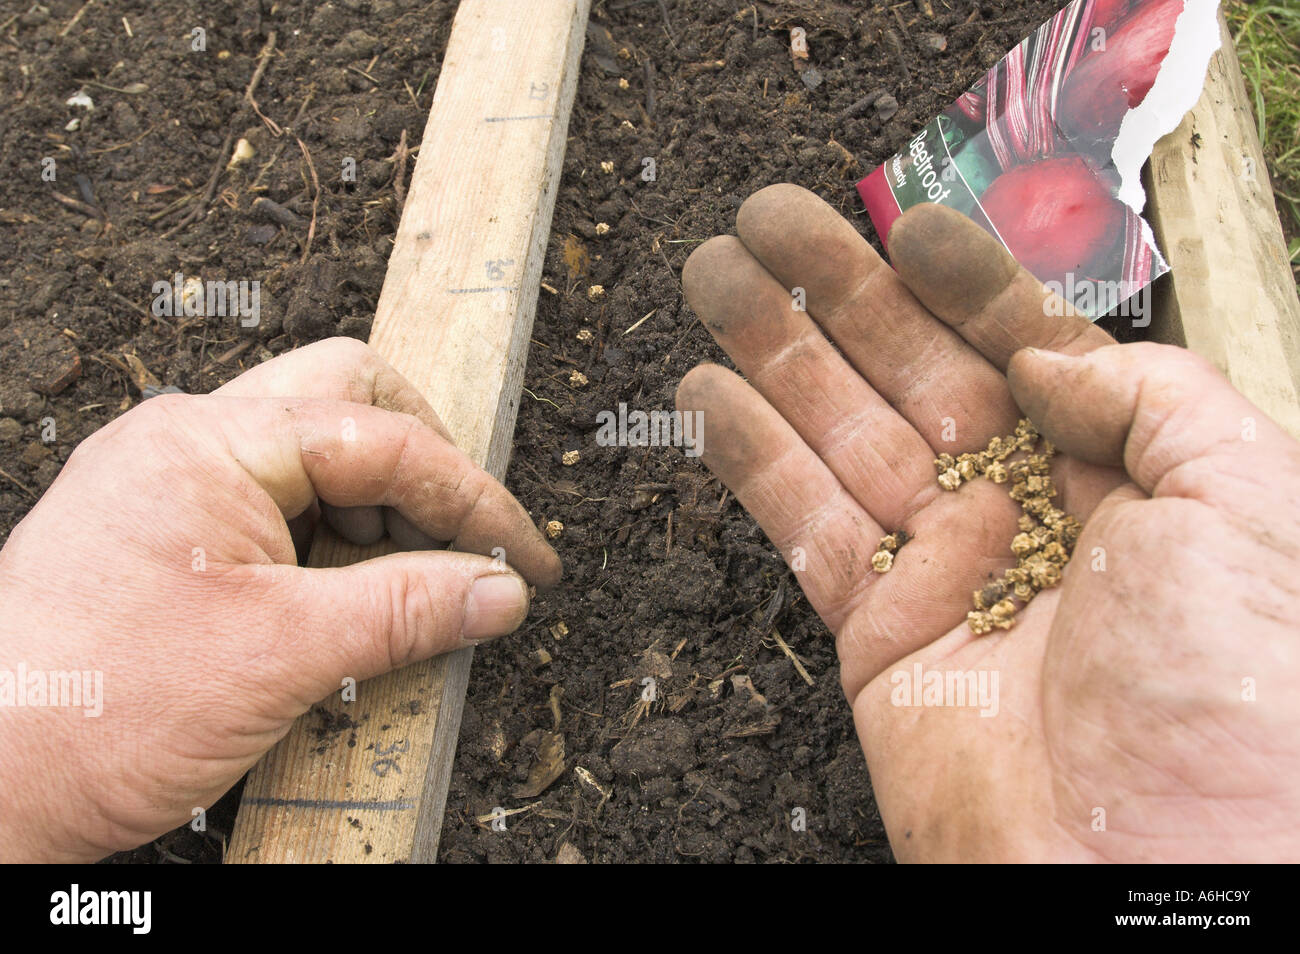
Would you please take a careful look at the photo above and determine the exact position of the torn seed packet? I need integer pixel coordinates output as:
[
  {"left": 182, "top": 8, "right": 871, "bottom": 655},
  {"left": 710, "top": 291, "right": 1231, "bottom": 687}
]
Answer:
[{"left": 858, "top": 0, "right": 1223, "bottom": 319}]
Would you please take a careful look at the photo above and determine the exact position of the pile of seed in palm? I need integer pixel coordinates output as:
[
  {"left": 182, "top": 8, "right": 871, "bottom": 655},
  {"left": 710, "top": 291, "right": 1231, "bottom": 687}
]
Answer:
[{"left": 871, "top": 418, "right": 1082, "bottom": 635}]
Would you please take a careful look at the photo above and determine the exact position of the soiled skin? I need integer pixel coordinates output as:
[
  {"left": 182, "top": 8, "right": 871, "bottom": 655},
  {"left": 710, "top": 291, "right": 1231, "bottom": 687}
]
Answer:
[
  {"left": 2, "top": 188, "right": 1297, "bottom": 864},
  {"left": 0, "top": 338, "right": 560, "bottom": 862},
  {"left": 677, "top": 186, "right": 1300, "bottom": 862}
]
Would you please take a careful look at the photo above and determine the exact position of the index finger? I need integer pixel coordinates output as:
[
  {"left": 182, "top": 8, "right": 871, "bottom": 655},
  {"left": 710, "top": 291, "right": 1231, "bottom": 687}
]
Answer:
[
  {"left": 887, "top": 202, "right": 1116, "bottom": 369},
  {"left": 194, "top": 394, "right": 562, "bottom": 589},
  {"left": 215, "top": 337, "right": 454, "bottom": 442}
]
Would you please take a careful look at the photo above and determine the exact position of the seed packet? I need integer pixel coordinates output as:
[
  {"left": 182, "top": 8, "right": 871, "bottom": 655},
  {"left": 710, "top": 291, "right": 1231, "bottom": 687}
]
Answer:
[{"left": 858, "top": 0, "right": 1222, "bottom": 319}]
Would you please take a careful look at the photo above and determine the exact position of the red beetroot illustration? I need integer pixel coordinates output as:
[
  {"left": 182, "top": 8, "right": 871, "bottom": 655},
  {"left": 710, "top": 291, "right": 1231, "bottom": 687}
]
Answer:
[
  {"left": 1059, "top": 0, "right": 1184, "bottom": 153},
  {"left": 980, "top": 157, "right": 1125, "bottom": 284},
  {"left": 1090, "top": 0, "right": 1134, "bottom": 31}
]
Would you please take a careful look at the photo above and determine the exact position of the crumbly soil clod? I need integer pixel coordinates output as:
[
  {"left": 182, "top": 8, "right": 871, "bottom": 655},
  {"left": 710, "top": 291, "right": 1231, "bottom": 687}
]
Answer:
[{"left": 934, "top": 418, "right": 1081, "bottom": 634}]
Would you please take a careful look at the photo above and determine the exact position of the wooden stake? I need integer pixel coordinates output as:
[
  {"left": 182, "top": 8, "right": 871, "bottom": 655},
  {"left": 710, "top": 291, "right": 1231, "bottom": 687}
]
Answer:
[
  {"left": 1146, "top": 10, "right": 1300, "bottom": 438},
  {"left": 228, "top": 0, "right": 591, "bottom": 864}
]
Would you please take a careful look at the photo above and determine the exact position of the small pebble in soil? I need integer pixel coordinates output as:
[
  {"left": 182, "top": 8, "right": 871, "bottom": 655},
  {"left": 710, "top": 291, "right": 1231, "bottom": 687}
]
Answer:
[
  {"left": 920, "top": 33, "right": 948, "bottom": 55},
  {"left": 935, "top": 419, "right": 1082, "bottom": 635}
]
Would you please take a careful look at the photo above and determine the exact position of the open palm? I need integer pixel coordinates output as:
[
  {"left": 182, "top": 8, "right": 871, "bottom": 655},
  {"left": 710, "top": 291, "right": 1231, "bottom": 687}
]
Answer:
[{"left": 677, "top": 186, "right": 1300, "bottom": 861}]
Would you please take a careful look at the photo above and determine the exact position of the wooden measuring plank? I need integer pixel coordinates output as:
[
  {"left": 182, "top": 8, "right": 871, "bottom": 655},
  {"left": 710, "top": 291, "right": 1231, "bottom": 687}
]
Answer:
[
  {"left": 1146, "top": 9, "right": 1300, "bottom": 439},
  {"left": 227, "top": 0, "right": 591, "bottom": 863}
]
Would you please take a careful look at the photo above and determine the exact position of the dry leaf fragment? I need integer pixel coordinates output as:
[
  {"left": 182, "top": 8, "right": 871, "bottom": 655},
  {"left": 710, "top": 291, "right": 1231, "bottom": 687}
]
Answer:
[
  {"left": 122, "top": 352, "right": 162, "bottom": 392},
  {"left": 562, "top": 234, "right": 590, "bottom": 281},
  {"left": 512, "top": 730, "right": 566, "bottom": 798}
]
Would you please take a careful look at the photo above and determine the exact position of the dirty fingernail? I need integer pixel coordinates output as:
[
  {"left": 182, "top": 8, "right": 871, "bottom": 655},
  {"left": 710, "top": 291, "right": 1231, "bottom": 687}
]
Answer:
[{"left": 463, "top": 573, "right": 529, "bottom": 641}]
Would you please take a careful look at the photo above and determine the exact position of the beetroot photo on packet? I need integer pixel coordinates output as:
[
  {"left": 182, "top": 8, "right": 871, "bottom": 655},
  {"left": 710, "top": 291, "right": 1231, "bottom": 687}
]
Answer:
[{"left": 858, "top": 0, "right": 1217, "bottom": 319}]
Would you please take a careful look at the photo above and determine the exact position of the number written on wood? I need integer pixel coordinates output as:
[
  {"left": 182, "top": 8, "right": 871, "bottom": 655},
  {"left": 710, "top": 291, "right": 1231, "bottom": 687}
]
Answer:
[{"left": 371, "top": 738, "right": 410, "bottom": 778}]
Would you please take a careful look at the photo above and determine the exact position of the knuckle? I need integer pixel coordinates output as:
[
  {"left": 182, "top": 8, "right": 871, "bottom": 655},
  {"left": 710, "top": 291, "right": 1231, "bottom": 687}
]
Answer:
[
  {"left": 322, "top": 335, "right": 376, "bottom": 365},
  {"left": 380, "top": 567, "right": 444, "bottom": 669}
]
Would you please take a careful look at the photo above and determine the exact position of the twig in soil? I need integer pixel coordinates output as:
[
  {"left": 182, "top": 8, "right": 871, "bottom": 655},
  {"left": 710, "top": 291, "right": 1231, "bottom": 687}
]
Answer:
[
  {"left": 628, "top": 202, "right": 678, "bottom": 229},
  {"left": 73, "top": 172, "right": 108, "bottom": 222},
  {"left": 245, "top": 33, "right": 281, "bottom": 136},
  {"left": 643, "top": 58, "right": 656, "bottom": 120},
  {"left": 49, "top": 190, "right": 101, "bottom": 219},
  {"left": 770, "top": 629, "right": 815, "bottom": 686},
  {"left": 146, "top": 193, "right": 193, "bottom": 222},
  {"left": 347, "top": 65, "right": 382, "bottom": 86},
  {"left": 250, "top": 92, "right": 314, "bottom": 190},
  {"left": 660, "top": 317, "right": 699, "bottom": 366},
  {"left": 386, "top": 128, "right": 411, "bottom": 213},
  {"left": 162, "top": 129, "right": 235, "bottom": 236},
  {"left": 474, "top": 805, "right": 534, "bottom": 829},
  {"left": 85, "top": 79, "right": 148, "bottom": 95},
  {"left": 108, "top": 290, "right": 164, "bottom": 328},
  {"left": 838, "top": 88, "right": 888, "bottom": 122},
  {"left": 295, "top": 137, "right": 320, "bottom": 263},
  {"left": 885, "top": 29, "right": 912, "bottom": 85},
  {"left": 756, "top": 578, "right": 786, "bottom": 636},
  {"left": 89, "top": 124, "right": 156, "bottom": 155},
  {"left": 0, "top": 466, "right": 37, "bottom": 500},
  {"left": 59, "top": 0, "right": 96, "bottom": 37},
  {"left": 656, "top": 0, "right": 676, "bottom": 46},
  {"left": 202, "top": 339, "right": 254, "bottom": 373},
  {"left": 252, "top": 195, "right": 306, "bottom": 228},
  {"left": 622, "top": 308, "right": 655, "bottom": 335},
  {"left": 521, "top": 386, "right": 562, "bottom": 410}
]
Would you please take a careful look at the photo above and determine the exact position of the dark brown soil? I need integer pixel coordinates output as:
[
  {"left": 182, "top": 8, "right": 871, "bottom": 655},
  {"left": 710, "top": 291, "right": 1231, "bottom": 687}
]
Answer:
[{"left": 3, "top": 0, "right": 1074, "bottom": 863}]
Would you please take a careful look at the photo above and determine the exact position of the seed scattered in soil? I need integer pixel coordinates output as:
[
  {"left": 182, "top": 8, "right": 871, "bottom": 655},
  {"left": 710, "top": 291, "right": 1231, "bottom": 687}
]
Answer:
[
  {"left": 576, "top": 328, "right": 594, "bottom": 342},
  {"left": 600, "top": 160, "right": 614, "bottom": 173},
  {"left": 562, "top": 450, "right": 580, "bottom": 466},
  {"left": 568, "top": 369, "right": 589, "bottom": 387},
  {"left": 937, "top": 418, "right": 1082, "bottom": 635},
  {"left": 870, "top": 529, "right": 910, "bottom": 573},
  {"left": 595, "top": 222, "right": 611, "bottom": 235},
  {"left": 586, "top": 284, "right": 605, "bottom": 301},
  {"left": 545, "top": 519, "right": 564, "bottom": 539},
  {"left": 618, "top": 77, "right": 630, "bottom": 90},
  {"left": 227, "top": 137, "right": 255, "bottom": 168}
]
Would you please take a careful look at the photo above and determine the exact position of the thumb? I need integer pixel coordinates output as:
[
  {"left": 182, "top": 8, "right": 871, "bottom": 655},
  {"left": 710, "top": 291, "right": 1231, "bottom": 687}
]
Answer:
[
  {"left": 1006, "top": 341, "right": 1293, "bottom": 496},
  {"left": 264, "top": 551, "right": 530, "bottom": 690}
]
